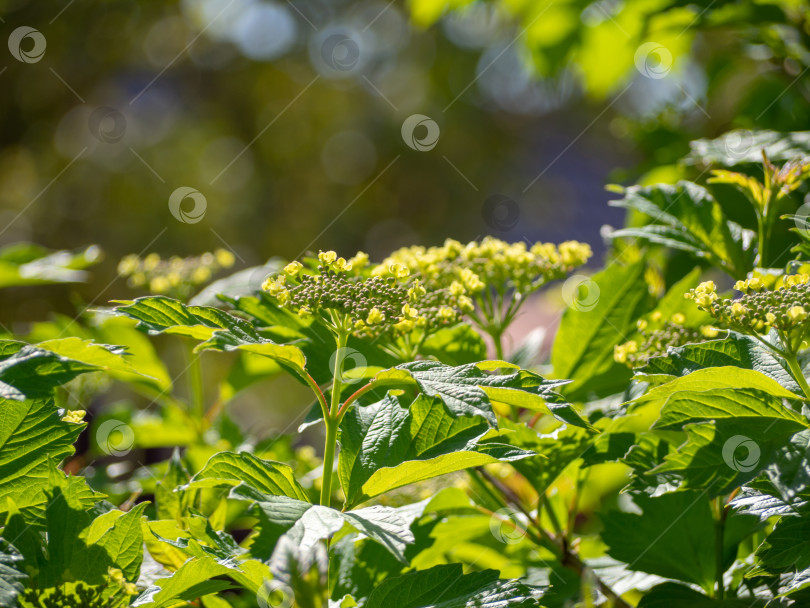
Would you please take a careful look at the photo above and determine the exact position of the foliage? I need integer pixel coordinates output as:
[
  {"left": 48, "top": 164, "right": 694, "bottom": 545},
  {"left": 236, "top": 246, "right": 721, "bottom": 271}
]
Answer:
[{"left": 3, "top": 129, "right": 810, "bottom": 607}]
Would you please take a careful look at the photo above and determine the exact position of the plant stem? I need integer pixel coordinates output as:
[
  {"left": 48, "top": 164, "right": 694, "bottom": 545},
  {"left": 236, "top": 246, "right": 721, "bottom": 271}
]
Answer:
[
  {"left": 321, "top": 330, "right": 348, "bottom": 507},
  {"left": 784, "top": 351, "right": 810, "bottom": 399},
  {"left": 185, "top": 342, "right": 205, "bottom": 426},
  {"left": 330, "top": 331, "right": 348, "bottom": 417},
  {"left": 713, "top": 496, "right": 727, "bottom": 600},
  {"left": 756, "top": 213, "right": 768, "bottom": 268},
  {"left": 320, "top": 417, "right": 338, "bottom": 507}
]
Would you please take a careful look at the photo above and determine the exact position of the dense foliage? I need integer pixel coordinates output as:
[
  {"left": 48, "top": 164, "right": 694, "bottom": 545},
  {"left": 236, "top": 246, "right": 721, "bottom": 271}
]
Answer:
[{"left": 1, "top": 129, "right": 810, "bottom": 606}]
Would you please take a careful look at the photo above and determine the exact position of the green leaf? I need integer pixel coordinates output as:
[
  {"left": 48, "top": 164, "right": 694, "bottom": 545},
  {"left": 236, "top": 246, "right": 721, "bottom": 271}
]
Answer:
[
  {"left": 114, "top": 296, "right": 308, "bottom": 373},
  {"left": 0, "top": 540, "right": 26, "bottom": 608},
  {"left": 230, "top": 485, "right": 420, "bottom": 564},
  {"left": 370, "top": 360, "right": 582, "bottom": 428},
  {"left": 90, "top": 503, "right": 149, "bottom": 581},
  {"left": 551, "top": 260, "right": 650, "bottom": 400},
  {"left": 0, "top": 398, "right": 90, "bottom": 524},
  {"left": 132, "top": 556, "right": 237, "bottom": 607},
  {"left": 637, "top": 331, "right": 798, "bottom": 391},
  {"left": 364, "top": 563, "right": 538, "bottom": 608},
  {"left": 607, "top": 181, "right": 754, "bottom": 277},
  {"left": 114, "top": 295, "right": 257, "bottom": 340},
  {"left": 503, "top": 421, "right": 594, "bottom": 493},
  {"left": 627, "top": 367, "right": 807, "bottom": 431},
  {"left": 756, "top": 514, "right": 810, "bottom": 574},
  {"left": 650, "top": 420, "right": 798, "bottom": 496},
  {"left": 0, "top": 243, "right": 100, "bottom": 288},
  {"left": 338, "top": 394, "right": 535, "bottom": 508},
  {"left": 155, "top": 449, "right": 191, "bottom": 521},
  {"left": 185, "top": 451, "right": 309, "bottom": 501},
  {"left": 638, "top": 582, "right": 766, "bottom": 607},
  {"left": 601, "top": 491, "right": 717, "bottom": 590},
  {"left": 685, "top": 129, "right": 810, "bottom": 167},
  {"left": 0, "top": 338, "right": 147, "bottom": 400},
  {"left": 602, "top": 491, "right": 758, "bottom": 593}
]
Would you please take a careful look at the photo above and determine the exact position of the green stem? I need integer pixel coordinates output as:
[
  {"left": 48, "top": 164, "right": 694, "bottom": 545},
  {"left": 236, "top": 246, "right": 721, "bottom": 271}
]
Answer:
[
  {"left": 784, "top": 351, "right": 810, "bottom": 400},
  {"left": 330, "top": 331, "right": 348, "bottom": 417},
  {"left": 321, "top": 330, "right": 349, "bottom": 507},
  {"left": 714, "top": 497, "right": 726, "bottom": 600},
  {"left": 756, "top": 213, "right": 768, "bottom": 268},
  {"left": 320, "top": 418, "right": 338, "bottom": 507},
  {"left": 185, "top": 342, "right": 205, "bottom": 426}
]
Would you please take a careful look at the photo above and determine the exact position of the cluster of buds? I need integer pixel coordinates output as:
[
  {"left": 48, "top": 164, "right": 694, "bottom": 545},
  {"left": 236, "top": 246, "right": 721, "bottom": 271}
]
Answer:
[
  {"left": 685, "top": 277, "right": 810, "bottom": 342},
  {"left": 263, "top": 250, "right": 470, "bottom": 340},
  {"left": 118, "top": 249, "right": 235, "bottom": 299},
  {"left": 374, "top": 237, "right": 592, "bottom": 297},
  {"left": 614, "top": 312, "right": 720, "bottom": 367}
]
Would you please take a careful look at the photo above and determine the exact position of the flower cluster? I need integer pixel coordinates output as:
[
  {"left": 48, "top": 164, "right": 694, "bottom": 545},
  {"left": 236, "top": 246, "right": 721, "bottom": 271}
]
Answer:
[
  {"left": 685, "top": 277, "right": 810, "bottom": 341},
  {"left": 374, "top": 237, "right": 592, "bottom": 296},
  {"left": 118, "top": 249, "right": 235, "bottom": 299},
  {"left": 614, "top": 312, "right": 720, "bottom": 367},
  {"left": 263, "top": 250, "right": 469, "bottom": 340}
]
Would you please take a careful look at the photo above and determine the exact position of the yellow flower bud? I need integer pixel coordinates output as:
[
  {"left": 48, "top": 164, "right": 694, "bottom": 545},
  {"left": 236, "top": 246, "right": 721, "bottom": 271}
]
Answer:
[
  {"left": 61, "top": 409, "right": 86, "bottom": 424},
  {"left": 458, "top": 295, "right": 474, "bottom": 312},
  {"left": 671, "top": 313, "right": 686, "bottom": 325},
  {"left": 788, "top": 306, "right": 807, "bottom": 322},
  {"left": 438, "top": 306, "right": 455, "bottom": 320},
  {"left": 449, "top": 281, "right": 465, "bottom": 297},
  {"left": 731, "top": 302, "right": 747, "bottom": 317},
  {"left": 348, "top": 251, "right": 369, "bottom": 268},
  {"left": 318, "top": 250, "right": 337, "bottom": 265},
  {"left": 366, "top": 307, "right": 385, "bottom": 324},
  {"left": 284, "top": 261, "right": 303, "bottom": 276}
]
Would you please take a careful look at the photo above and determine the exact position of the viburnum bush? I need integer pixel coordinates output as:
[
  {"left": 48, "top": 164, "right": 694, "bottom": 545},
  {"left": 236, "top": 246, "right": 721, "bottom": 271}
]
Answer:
[{"left": 3, "top": 129, "right": 810, "bottom": 607}]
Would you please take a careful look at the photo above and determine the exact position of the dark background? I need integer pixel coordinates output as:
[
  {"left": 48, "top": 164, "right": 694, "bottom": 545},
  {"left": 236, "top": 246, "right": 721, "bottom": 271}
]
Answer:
[{"left": 1, "top": 0, "right": 808, "bottom": 323}]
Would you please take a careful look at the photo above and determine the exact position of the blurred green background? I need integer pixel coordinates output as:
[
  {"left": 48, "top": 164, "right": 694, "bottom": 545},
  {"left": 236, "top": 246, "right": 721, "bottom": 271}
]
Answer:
[{"left": 0, "top": 0, "right": 808, "bottom": 324}]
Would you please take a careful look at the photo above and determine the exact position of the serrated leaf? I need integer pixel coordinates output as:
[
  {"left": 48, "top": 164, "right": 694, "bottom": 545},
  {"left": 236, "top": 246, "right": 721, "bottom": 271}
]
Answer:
[
  {"left": 230, "top": 485, "right": 420, "bottom": 564},
  {"left": 651, "top": 420, "right": 798, "bottom": 497},
  {"left": 0, "top": 398, "right": 87, "bottom": 523},
  {"left": 0, "top": 540, "right": 26, "bottom": 608},
  {"left": 601, "top": 491, "right": 758, "bottom": 593},
  {"left": 756, "top": 514, "right": 810, "bottom": 574},
  {"left": 685, "top": 129, "right": 810, "bottom": 167},
  {"left": 638, "top": 581, "right": 766, "bottom": 607},
  {"left": 637, "top": 331, "right": 798, "bottom": 391},
  {"left": 132, "top": 556, "right": 237, "bottom": 607},
  {"left": 607, "top": 181, "right": 754, "bottom": 277},
  {"left": 601, "top": 491, "right": 716, "bottom": 590},
  {"left": 364, "top": 563, "right": 538, "bottom": 608},
  {"left": 92, "top": 503, "right": 149, "bottom": 581},
  {"left": 551, "top": 260, "right": 650, "bottom": 400},
  {"left": 339, "top": 394, "right": 535, "bottom": 508},
  {"left": 185, "top": 451, "right": 309, "bottom": 501},
  {"left": 0, "top": 338, "right": 146, "bottom": 400},
  {"left": 369, "top": 360, "right": 581, "bottom": 428},
  {"left": 114, "top": 296, "right": 308, "bottom": 373},
  {"left": 627, "top": 368, "right": 807, "bottom": 431}
]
